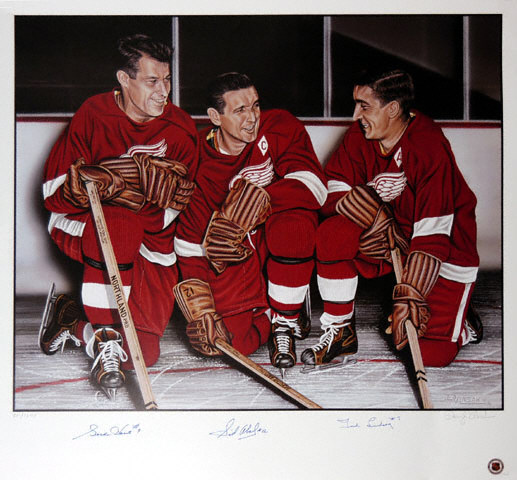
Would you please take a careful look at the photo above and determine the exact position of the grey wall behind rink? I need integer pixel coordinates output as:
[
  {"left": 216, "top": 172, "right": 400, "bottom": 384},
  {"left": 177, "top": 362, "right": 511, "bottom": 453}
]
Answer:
[{"left": 15, "top": 120, "right": 502, "bottom": 295}]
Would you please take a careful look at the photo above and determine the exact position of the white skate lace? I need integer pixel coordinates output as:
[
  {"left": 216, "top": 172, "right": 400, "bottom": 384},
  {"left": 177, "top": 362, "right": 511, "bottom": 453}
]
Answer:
[
  {"left": 91, "top": 339, "right": 128, "bottom": 374},
  {"left": 50, "top": 331, "right": 81, "bottom": 353},
  {"left": 272, "top": 314, "right": 302, "bottom": 338},
  {"left": 275, "top": 329, "right": 292, "bottom": 354},
  {"left": 312, "top": 312, "right": 352, "bottom": 353},
  {"left": 312, "top": 324, "right": 342, "bottom": 353},
  {"left": 464, "top": 322, "right": 478, "bottom": 344}
]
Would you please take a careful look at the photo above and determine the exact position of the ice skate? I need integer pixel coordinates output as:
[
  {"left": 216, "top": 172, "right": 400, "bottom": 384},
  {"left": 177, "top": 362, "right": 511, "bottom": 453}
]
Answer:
[
  {"left": 268, "top": 314, "right": 298, "bottom": 378},
  {"left": 464, "top": 304, "right": 483, "bottom": 345},
  {"left": 293, "top": 291, "right": 312, "bottom": 340},
  {"left": 38, "top": 283, "right": 82, "bottom": 355},
  {"left": 301, "top": 313, "right": 358, "bottom": 374},
  {"left": 86, "top": 328, "right": 128, "bottom": 400}
]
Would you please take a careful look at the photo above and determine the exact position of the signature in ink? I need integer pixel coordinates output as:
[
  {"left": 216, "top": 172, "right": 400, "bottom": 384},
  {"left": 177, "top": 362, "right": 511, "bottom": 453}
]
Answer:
[
  {"left": 337, "top": 416, "right": 401, "bottom": 430},
  {"left": 367, "top": 416, "right": 401, "bottom": 430},
  {"left": 337, "top": 418, "right": 361, "bottom": 429},
  {"left": 209, "top": 418, "right": 268, "bottom": 440},
  {"left": 73, "top": 424, "right": 142, "bottom": 440}
]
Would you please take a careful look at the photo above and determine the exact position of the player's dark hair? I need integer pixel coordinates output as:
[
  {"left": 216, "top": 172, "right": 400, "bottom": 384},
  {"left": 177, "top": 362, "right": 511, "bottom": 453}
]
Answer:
[
  {"left": 207, "top": 72, "right": 255, "bottom": 113},
  {"left": 355, "top": 69, "right": 415, "bottom": 120},
  {"left": 117, "top": 34, "right": 172, "bottom": 79}
]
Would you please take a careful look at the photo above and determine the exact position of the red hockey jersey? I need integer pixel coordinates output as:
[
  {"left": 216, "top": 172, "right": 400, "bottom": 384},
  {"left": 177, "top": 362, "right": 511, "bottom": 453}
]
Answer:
[
  {"left": 176, "top": 109, "right": 327, "bottom": 315},
  {"left": 43, "top": 90, "right": 198, "bottom": 214},
  {"left": 323, "top": 111, "right": 479, "bottom": 283},
  {"left": 42, "top": 90, "right": 198, "bottom": 264}
]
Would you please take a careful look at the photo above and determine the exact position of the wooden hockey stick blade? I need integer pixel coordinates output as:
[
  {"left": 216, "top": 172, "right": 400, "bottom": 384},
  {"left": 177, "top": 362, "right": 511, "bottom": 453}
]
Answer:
[
  {"left": 390, "top": 247, "right": 433, "bottom": 409},
  {"left": 86, "top": 182, "right": 157, "bottom": 410},
  {"left": 215, "top": 339, "right": 322, "bottom": 409}
]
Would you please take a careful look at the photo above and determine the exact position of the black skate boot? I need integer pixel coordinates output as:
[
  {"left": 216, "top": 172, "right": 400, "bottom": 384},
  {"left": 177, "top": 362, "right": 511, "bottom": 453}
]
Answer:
[
  {"left": 464, "top": 304, "right": 483, "bottom": 345},
  {"left": 86, "top": 328, "right": 128, "bottom": 400},
  {"left": 268, "top": 314, "right": 298, "bottom": 378},
  {"left": 39, "top": 283, "right": 82, "bottom": 355},
  {"left": 301, "top": 313, "right": 358, "bottom": 373}
]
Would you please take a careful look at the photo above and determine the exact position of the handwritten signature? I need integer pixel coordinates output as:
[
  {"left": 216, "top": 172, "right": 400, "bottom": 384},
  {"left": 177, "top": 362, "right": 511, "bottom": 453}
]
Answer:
[
  {"left": 338, "top": 416, "right": 401, "bottom": 430},
  {"left": 73, "top": 424, "right": 142, "bottom": 440},
  {"left": 444, "top": 411, "right": 497, "bottom": 425},
  {"left": 209, "top": 418, "right": 268, "bottom": 440}
]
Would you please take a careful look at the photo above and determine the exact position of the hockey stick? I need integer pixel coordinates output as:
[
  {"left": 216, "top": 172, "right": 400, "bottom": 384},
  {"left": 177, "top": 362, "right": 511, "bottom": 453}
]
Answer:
[
  {"left": 86, "top": 181, "right": 158, "bottom": 410},
  {"left": 214, "top": 339, "right": 322, "bottom": 409},
  {"left": 390, "top": 247, "right": 433, "bottom": 409}
]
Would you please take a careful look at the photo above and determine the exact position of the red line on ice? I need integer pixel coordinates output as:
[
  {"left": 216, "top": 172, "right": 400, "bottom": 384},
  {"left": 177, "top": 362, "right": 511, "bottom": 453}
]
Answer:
[{"left": 15, "top": 358, "right": 502, "bottom": 393}]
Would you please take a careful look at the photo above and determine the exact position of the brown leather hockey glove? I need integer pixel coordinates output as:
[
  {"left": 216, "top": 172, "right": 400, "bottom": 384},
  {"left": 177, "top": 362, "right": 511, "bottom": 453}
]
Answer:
[
  {"left": 173, "top": 279, "right": 232, "bottom": 356},
  {"left": 133, "top": 153, "right": 194, "bottom": 210},
  {"left": 63, "top": 158, "right": 127, "bottom": 209},
  {"left": 203, "top": 178, "right": 271, "bottom": 274},
  {"left": 100, "top": 154, "right": 195, "bottom": 211},
  {"left": 389, "top": 251, "right": 442, "bottom": 350},
  {"left": 336, "top": 184, "right": 408, "bottom": 261}
]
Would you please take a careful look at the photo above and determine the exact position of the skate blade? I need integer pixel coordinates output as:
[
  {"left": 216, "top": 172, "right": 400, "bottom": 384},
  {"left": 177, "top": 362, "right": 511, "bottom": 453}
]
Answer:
[
  {"left": 300, "top": 355, "right": 356, "bottom": 374},
  {"left": 38, "top": 283, "right": 57, "bottom": 347},
  {"left": 101, "top": 387, "right": 118, "bottom": 401}
]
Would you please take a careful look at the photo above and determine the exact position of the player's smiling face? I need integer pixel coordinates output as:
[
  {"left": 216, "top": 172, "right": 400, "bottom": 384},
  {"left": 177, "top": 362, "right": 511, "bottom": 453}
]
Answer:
[
  {"left": 352, "top": 85, "right": 391, "bottom": 141},
  {"left": 217, "top": 87, "right": 261, "bottom": 154},
  {"left": 117, "top": 55, "right": 171, "bottom": 123}
]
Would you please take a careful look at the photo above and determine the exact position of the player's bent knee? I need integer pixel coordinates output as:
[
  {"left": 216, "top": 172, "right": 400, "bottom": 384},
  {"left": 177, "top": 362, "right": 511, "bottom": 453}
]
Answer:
[
  {"left": 121, "top": 329, "right": 160, "bottom": 369},
  {"left": 418, "top": 338, "right": 460, "bottom": 368},
  {"left": 265, "top": 210, "right": 317, "bottom": 258},
  {"left": 316, "top": 215, "right": 362, "bottom": 262}
]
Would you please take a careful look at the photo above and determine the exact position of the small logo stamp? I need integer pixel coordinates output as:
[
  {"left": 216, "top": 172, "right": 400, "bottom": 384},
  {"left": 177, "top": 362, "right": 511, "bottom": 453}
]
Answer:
[{"left": 488, "top": 459, "right": 504, "bottom": 475}]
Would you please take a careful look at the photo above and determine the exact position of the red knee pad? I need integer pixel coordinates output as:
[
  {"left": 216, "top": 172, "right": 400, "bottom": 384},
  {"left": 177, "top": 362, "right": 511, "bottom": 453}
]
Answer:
[
  {"left": 82, "top": 206, "right": 144, "bottom": 263},
  {"left": 120, "top": 328, "right": 160, "bottom": 370},
  {"left": 316, "top": 215, "right": 362, "bottom": 262},
  {"left": 418, "top": 338, "right": 460, "bottom": 368},
  {"left": 266, "top": 210, "right": 317, "bottom": 258}
]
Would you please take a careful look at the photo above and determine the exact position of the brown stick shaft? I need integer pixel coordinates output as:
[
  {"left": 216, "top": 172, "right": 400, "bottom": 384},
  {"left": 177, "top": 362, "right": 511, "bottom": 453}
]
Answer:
[
  {"left": 215, "top": 339, "right": 322, "bottom": 409},
  {"left": 391, "top": 247, "right": 433, "bottom": 409},
  {"left": 86, "top": 182, "right": 158, "bottom": 410}
]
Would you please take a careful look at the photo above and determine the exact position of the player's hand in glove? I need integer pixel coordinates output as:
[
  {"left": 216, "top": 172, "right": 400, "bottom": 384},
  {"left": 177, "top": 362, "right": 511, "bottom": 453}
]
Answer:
[
  {"left": 132, "top": 153, "right": 195, "bottom": 210},
  {"left": 173, "top": 279, "right": 232, "bottom": 356},
  {"left": 63, "top": 157, "right": 127, "bottom": 209},
  {"left": 336, "top": 184, "right": 408, "bottom": 261},
  {"left": 388, "top": 251, "right": 441, "bottom": 350},
  {"left": 203, "top": 178, "right": 271, "bottom": 274}
]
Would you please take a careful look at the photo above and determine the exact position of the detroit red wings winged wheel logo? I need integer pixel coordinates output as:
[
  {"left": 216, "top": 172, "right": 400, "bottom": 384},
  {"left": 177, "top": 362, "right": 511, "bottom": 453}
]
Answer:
[
  {"left": 367, "top": 171, "right": 407, "bottom": 202},
  {"left": 229, "top": 158, "right": 275, "bottom": 189}
]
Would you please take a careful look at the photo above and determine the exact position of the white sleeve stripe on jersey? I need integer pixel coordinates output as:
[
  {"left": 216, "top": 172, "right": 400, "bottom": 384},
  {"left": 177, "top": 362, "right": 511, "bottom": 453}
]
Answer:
[
  {"left": 412, "top": 213, "right": 454, "bottom": 238},
  {"left": 284, "top": 171, "right": 328, "bottom": 206},
  {"left": 139, "top": 243, "right": 177, "bottom": 266},
  {"left": 82, "top": 282, "right": 131, "bottom": 309},
  {"left": 327, "top": 179, "right": 352, "bottom": 194},
  {"left": 48, "top": 212, "right": 86, "bottom": 236},
  {"left": 317, "top": 274, "right": 358, "bottom": 302},
  {"left": 174, "top": 237, "right": 206, "bottom": 257},
  {"left": 43, "top": 174, "right": 67, "bottom": 200},
  {"left": 268, "top": 281, "right": 309, "bottom": 305},
  {"left": 440, "top": 262, "right": 478, "bottom": 283},
  {"left": 163, "top": 208, "right": 180, "bottom": 228}
]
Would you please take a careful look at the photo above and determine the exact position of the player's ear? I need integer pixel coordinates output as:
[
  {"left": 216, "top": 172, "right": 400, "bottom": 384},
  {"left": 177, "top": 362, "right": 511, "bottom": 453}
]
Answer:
[
  {"left": 207, "top": 107, "right": 222, "bottom": 126},
  {"left": 117, "top": 70, "right": 130, "bottom": 88},
  {"left": 387, "top": 100, "right": 401, "bottom": 119}
]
